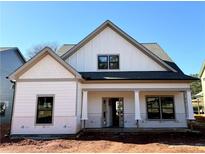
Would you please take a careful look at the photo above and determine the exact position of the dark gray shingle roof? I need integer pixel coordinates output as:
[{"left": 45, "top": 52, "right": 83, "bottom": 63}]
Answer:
[{"left": 80, "top": 71, "right": 198, "bottom": 81}]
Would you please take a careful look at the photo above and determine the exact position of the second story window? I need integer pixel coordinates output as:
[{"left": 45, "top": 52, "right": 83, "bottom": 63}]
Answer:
[
  {"left": 98, "top": 55, "right": 108, "bottom": 69},
  {"left": 98, "top": 55, "right": 119, "bottom": 70}
]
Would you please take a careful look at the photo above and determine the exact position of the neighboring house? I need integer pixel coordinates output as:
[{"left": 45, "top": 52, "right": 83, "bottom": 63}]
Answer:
[
  {"left": 199, "top": 61, "right": 205, "bottom": 112},
  {"left": 0, "top": 47, "right": 26, "bottom": 124},
  {"left": 192, "top": 92, "right": 204, "bottom": 114},
  {"left": 8, "top": 20, "right": 197, "bottom": 136}
]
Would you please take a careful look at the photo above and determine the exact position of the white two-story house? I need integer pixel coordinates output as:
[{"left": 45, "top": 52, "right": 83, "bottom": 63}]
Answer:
[{"left": 8, "top": 20, "right": 197, "bottom": 136}]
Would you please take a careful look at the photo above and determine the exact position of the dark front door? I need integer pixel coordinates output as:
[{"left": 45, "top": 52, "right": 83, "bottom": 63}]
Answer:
[
  {"left": 111, "top": 98, "right": 119, "bottom": 127},
  {"left": 102, "top": 97, "right": 124, "bottom": 128}
]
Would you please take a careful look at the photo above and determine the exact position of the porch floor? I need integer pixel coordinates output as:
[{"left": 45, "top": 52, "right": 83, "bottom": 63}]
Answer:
[{"left": 84, "top": 128, "right": 199, "bottom": 133}]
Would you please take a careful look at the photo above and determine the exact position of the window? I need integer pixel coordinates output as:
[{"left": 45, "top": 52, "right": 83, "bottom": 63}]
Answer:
[
  {"left": 161, "top": 97, "right": 175, "bottom": 119},
  {"left": 98, "top": 55, "right": 108, "bottom": 69},
  {"left": 98, "top": 55, "right": 119, "bottom": 69},
  {"left": 0, "top": 102, "right": 6, "bottom": 116},
  {"left": 109, "top": 55, "right": 119, "bottom": 69},
  {"left": 147, "top": 97, "right": 160, "bottom": 119},
  {"left": 146, "top": 96, "right": 175, "bottom": 120},
  {"left": 36, "top": 96, "right": 53, "bottom": 124}
]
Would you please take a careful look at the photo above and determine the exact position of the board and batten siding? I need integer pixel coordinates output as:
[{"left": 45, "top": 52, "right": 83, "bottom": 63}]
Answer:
[
  {"left": 85, "top": 91, "right": 187, "bottom": 128},
  {"left": 65, "top": 27, "right": 166, "bottom": 72}
]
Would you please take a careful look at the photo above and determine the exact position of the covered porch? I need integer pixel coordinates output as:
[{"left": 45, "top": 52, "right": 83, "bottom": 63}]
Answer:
[{"left": 81, "top": 83, "right": 194, "bottom": 129}]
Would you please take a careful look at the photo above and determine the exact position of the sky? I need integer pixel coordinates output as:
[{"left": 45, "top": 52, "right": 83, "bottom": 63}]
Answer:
[{"left": 0, "top": 1, "right": 205, "bottom": 75}]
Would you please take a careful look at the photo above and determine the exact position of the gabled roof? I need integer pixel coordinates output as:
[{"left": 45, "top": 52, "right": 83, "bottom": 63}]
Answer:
[
  {"left": 61, "top": 20, "right": 177, "bottom": 72},
  {"left": 57, "top": 44, "right": 75, "bottom": 56},
  {"left": 141, "top": 43, "right": 173, "bottom": 62},
  {"left": 0, "top": 47, "right": 26, "bottom": 63},
  {"left": 199, "top": 61, "right": 205, "bottom": 78},
  {"left": 8, "top": 47, "right": 81, "bottom": 81}
]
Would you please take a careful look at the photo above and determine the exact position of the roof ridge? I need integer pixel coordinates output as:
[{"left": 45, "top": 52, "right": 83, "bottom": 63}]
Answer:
[{"left": 61, "top": 20, "right": 177, "bottom": 72}]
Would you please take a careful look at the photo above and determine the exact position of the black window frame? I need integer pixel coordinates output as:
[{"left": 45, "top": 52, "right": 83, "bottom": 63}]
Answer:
[
  {"left": 36, "top": 96, "right": 54, "bottom": 124},
  {"left": 146, "top": 96, "right": 175, "bottom": 120},
  {"left": 109, "top": 55, "right": 119, "bottom": 69},
  {"left": 98, "top": 55, "right": 108, "bottom": 69},
  {"left": 146, "top": 97, "right": 161, "bottom": 119},
  {"left": 98, "top": 54, "right": 119, "bottom": 70},
  {"left": 160, "top": 97, "right": 175, "bottom": 119}
]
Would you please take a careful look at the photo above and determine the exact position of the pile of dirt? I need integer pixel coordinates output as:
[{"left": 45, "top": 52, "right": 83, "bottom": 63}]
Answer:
[{"left": 0, "top": 132, "right": 205, "bottom": 152}]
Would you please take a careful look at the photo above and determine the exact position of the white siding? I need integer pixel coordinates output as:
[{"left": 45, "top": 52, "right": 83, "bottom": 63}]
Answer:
[
  {"left": 66, "top": 27, "right": 166, "bottom": 72},
  {"left": 86, "top": 91, "right": 187, "bottom": 128},
  {"left": 20, "top": 54, "right": 75, "bottom": 79},
  {"left": 76, "top": 82, "right": 82, "bottom": 132},
  {"left": 11, "top": 81, "right": 77, "bottom": 134},
  {"left": 82, "top": 83, "right": 190, "bottom": 90},
  {"left": 86, "top": 91, "right": 133, "bottom": 128}
]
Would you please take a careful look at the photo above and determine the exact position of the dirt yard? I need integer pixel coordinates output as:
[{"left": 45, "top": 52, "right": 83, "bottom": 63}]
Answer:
[{"left": 0, "top": 131, "right": 205, "bottom": 153}]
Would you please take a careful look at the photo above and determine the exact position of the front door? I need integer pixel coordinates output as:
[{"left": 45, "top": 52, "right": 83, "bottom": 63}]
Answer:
[{"left": 102, "top": 97, "right": 124, "bottom": 128}]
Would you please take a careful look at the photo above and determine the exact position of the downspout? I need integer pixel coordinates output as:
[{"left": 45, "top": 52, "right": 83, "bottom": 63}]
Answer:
[{"left": 7, "top": 79, "right": 16, "bottom": 137}]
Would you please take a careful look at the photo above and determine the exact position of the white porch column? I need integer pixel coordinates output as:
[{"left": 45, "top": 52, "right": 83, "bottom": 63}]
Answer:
[
  {"left": 82, "top": 90, "right": 88, "bottom": 120},
  {"left": 186, "top": 90, "right": 195, "bottom": 120},
  {"left": 134, "top": 90, "right": 141, "bottom": 120}
]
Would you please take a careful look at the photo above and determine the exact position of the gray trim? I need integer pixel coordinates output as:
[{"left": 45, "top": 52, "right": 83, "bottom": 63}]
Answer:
[
  {"left": 61, "top": 20, "right": 176, "bottom": 72},
  {"left": 8, "top": 47, "right": 82, "bottom": 81},
  {"left": 17, "top": 78, "right": 78, "bottom": 82},
  {"left": 35, "top": 94, "right": 55, "bottom": 126}
]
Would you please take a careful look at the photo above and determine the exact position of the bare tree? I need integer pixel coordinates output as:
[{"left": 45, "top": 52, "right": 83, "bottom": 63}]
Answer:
[{"left": 27, "top": 42, "right": 59, "bottom": 59}]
